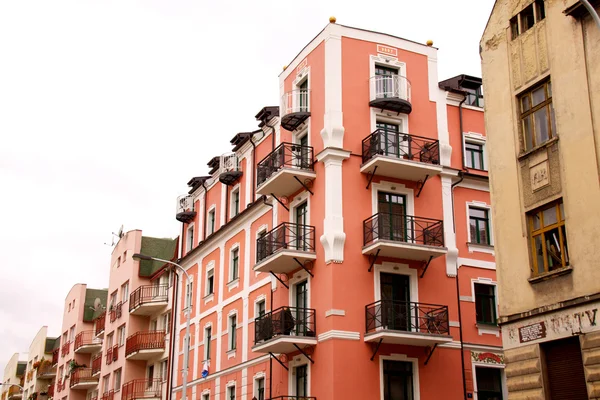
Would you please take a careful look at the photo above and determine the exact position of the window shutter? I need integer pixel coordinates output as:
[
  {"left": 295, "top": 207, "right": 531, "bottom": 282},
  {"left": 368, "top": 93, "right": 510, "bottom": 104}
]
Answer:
[{"left": 543, "top": 337, "right": 588, "bottom": 399}]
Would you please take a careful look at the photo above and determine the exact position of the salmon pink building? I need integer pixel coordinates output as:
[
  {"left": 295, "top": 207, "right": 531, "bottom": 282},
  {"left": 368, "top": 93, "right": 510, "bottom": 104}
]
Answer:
[{"left": 171, "top": 21, "right": 505, "bottom": 400}]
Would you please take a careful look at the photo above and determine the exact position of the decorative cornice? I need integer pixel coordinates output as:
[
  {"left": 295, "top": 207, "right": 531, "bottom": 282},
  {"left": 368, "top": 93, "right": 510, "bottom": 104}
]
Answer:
[{"left": 317, "top": 330, "right": 361, "bottom": 343}]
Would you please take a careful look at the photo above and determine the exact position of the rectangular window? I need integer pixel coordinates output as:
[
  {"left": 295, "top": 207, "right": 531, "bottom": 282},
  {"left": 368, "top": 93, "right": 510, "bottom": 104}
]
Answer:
[
  {"left": 521, "top": 4, "right": 535, "bottom": 32},
  {"left": 383, "top": 360, "right": 413, "bottom": 400},
  {"left": 510, "top": 15, "right": 520, "bottom": 39},
  {"left": 528, "top": 200, "right": 569, "bottom": 275},
  {"left": 206, "top": 268, "right": 214, "bottom": 296},
  {"left": 469, "top": 207, "right": 491, "bottom": 245},
  {"left": 102, "top": 375, "right": 110, "bottom": 394},
  {"left": 228, "top": 315, "right": 237, "bottom": 351},
  {"left": 69, "top": 326, "right": 75, "bottom": 341},
  {"left": 187, "top": 226, "right": 194, "bottom": 251},
  {"left": 474, "top": 284, "right": 497, "bottom": 325},
  {"left": 535, "top": 0, "right": 545, "bottom": 21},
  {"left": 232, "top": 189, "right": 240, "bottom": 217},
  {"left": 256, "top": 299, "right": 266, "bottom": 318},
  {"left": 106, "top": 332, "right": 114, "bottom": 347},
  {"left": 230, "top": 248, "right": 239, "bottom": 282},
  {"left": 257, "top": 230, "right": 268, "bottom": 262},
  {"left": 256, "top": 377, "right": 265, "bottom": 400},
  {"left": 162, "top": 312, "right": 170, "bottom": 333},
  {"left": 117, "top": 325, "right": 126, "bottom": 346},
  {"left": 208, "top": 209, "right": 216, "bottom": 235},
  {"left": 475, "top": 367, "right": 504, "bottom": 400},
  {"left": 159, "top": 360, "right": 168, "bottom": 381},
  {"left": 465, "top": 87, "right": 484, "bottom": 108},
  {"left": 227, "top": 386, "right": 236, "bottom": 400},
  {"left": 465, "top": 142, "right": 485, "bottom": 170},
  {"left": 202, "top": 394, "right": 210, "bottom": 400},
  {"left": 120, "top": 282, "right": 129, "bottom": 303},
  {"left": 204, "top": 327, "right": 212, "bottom": 360},
  {"left": 520, "top": 81, "right": 555, "bottom": 151},
  {"left": 113, "top": 369, "right": 121, "bottom": 392},
  {"left": 110, "top": 292, "right": 118, "bottom": 309}
]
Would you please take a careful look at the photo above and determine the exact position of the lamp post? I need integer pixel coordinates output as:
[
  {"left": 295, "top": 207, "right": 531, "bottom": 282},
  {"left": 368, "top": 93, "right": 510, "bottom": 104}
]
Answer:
[{"left": 132, "top": 253, "right": 191, "bottom": 400}]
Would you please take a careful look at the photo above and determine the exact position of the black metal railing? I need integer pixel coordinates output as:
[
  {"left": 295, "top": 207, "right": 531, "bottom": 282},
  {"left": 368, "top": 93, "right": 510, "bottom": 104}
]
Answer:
[
  {"left": 254, "top": 306, "right": 316, "bottom": 344},
  {"left": 361, "top": 129, "right": 440, "bottom": 165},
  {"left": 256, "top": 222, "right": 315, "bottom": 263},
  {"left": 365, "top": 300, "right": 449, "bottom": 335},
  {"left": 257, "top": 142, "right": 315, "bottom": 187},
  {"left": 363, "top": 213, "right": 444, "bottom": 247},
  {"left": 129, "top": 285, "right": 169, "bottom": 312}
]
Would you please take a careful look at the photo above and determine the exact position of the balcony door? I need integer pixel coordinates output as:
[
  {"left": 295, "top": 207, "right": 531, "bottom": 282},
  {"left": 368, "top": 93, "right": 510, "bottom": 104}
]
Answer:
[
  {"left": 295, "top": 364, "right": 308, "bottom": 398},
  {"left": 295, "top": 133, "right": 310, "bottom": 169},
  {"left": 375, "top": 122, "right": 410, "bottom": 159},
  {"left": 295, "top": 202, "right": 308, "bottom": 251},
  {"left": 380, "top": 273, "right": 410, "bottom": 332},
  {"left": 383, "top": 360, "right": 414, "bottom": 400},
  {"left": 298, "top": 80, "right": 308, "bottom": 112},
  {"left": 294, "top": 280, "right": 309, "bottom": 336},
  {"left": 375, "top": 65, "right": 398, "bottom": 99},
  {"left": 378, "top": 192, "right": 407, "bottom": 242}
]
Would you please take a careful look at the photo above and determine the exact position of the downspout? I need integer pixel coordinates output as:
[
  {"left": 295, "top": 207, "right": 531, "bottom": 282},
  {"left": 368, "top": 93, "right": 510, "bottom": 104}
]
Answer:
[
  {"left": 167, "top": 270, "right": 179, "bottom": 400},
  {"left": 458, "top": 92, "right": 469, "bottom": 171},
  {"left": 249, "top": 132, "right": 258, "bottom": 203},
  {"left": 201, "top": 181, "right": 209, "bottom": 241}
]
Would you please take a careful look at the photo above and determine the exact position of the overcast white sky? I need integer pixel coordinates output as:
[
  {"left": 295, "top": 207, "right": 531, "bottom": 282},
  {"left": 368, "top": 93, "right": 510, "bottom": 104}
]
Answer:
[{"left": 0, "top": 0, "right": 494, "bottom": 373}]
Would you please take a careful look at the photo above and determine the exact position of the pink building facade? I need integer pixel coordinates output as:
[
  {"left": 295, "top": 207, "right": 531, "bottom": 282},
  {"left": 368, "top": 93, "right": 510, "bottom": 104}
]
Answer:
[{"left": 171, "top": 22, "right": 505, "bottom": 400}]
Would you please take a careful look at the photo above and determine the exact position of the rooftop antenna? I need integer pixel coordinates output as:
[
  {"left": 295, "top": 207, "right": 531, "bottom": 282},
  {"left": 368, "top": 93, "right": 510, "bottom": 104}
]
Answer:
[{"left": 104, "top": 224, "right": 124, "bottom": 246}]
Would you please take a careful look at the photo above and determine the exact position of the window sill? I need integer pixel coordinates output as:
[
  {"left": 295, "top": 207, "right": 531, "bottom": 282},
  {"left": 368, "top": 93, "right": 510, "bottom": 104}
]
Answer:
[
  {"left": 203, "top": 294, "right": 214, "bottom": 305},
  {"left": 518, "top": 137, "right": 559, "bottom": 160},
  {"left": 528, "top": 265, "right": 573, "bottom": 284},
  {"left": 467, "top": 242, "right": 495, "bottom": 255},
  {"left": 226, "top": 349, "right": 236, "bottom": 359},
  {"left": 227, "top": 278, "right": 240, "bottom": 291},
  {"left": 476, "top": 323, "right": 500, "bottom": 337}
]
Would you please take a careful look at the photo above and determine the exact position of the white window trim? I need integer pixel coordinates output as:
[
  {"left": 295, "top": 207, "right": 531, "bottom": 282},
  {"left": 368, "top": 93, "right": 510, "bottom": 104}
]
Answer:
[
  {"left": 379, "top": 354, "right": 420, "bottom": 400},
  {"left": 371, "top": 182, "right": 416, "bottom": 244},
  {"left": 255, "top": 225, "right": 269, "bottom": 276},
  {"left": 204, "top": 261, "right": 215, "bottom": 299},
  {"left": 226, "top": 311, "right": 238, "bottom": 352},
  {"left": 463, "top": 132, "right": 488, "bottom": 171},
  {"left": 468, "top": 278, "right": 500, "bottom": 337},
  {"left": 228, "top": 244, "right": 241, "bottom": 286},
  {"left": 253, "top": 295, "right": 267, "bottom": 319},
  {"left": 226, "top": 381, "right": 236, "bottom": 399},
  {"left": 288, "top": 356, "right": 311, "bottom": 398},
  {"left": 253, "top": 373, "right": 266, "bottom": 399},
  {"left": 203, "top": 324, "right": 213, "bottom": 361},
  {"left": 206, "top": 205, "right": 217, "bottom": 235},
  {"left": 466, "top": 200, "right": 494, "bottom": 254},
  {"left": 289, "top": 193, "right": 310, "bottom": 225},
  {"left": 373, "top": 261, "right": 419, "bottom": 304},
  {"left": 288, "top": 269, "right": 311, "bottom": 308},
  {"left": 230, "top": 184, "right": 241, "bottom": 218},
  {"left": 370, "top": 110, "right": 410, "bottom": 136},
  {"left": 472, "top": 364, "right": 508, "bottom": 400},
  {"left": 186, "top": 224, "right": 195, "bottom": 251},
  {"left": 201, "top": 390, "right": 210, "bottom": 400}
]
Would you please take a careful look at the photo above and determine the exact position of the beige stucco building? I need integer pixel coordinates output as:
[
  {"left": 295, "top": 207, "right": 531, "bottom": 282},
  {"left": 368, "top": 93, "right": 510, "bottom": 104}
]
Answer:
[
  {"left": 2, "top": 353, "right": 27, "bottom": 400},
  {"left": 481, "top": 0, "right": 600, "bottom": 398},
  {"left": 22, "top": 327, "right": 59, "bottom": 400}
]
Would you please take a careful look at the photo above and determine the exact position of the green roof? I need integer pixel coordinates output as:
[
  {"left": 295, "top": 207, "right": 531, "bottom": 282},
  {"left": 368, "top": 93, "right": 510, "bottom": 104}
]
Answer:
[
  {"left": 16, "top": 362, "right": 26, "bottom": 377},
  {"left": 138, "top": 236, "right": 178, "bottom": 277},
  {"left": 44, "top": 337, "right": 59, "bottom": 353},
  {"left": 83, "top": 289, "right": 108, "bottom": 322}
]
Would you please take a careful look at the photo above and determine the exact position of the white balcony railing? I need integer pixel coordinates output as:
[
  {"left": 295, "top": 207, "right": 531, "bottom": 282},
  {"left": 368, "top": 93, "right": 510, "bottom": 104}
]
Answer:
[
  {"left": 176, "top": 195, "right": 194, "bottom": 214},
  {"left": 369, "top": 75, "right": 411, "bottom": 103},
  {"left": 282, "top": 89, "right": 310, "bottom": 117}
]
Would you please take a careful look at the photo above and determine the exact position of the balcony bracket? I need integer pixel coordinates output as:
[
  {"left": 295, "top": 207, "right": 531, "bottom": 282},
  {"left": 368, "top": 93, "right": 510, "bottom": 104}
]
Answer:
[
  {"left": 366, "top": 166, "right": 378, "bottom": 190},
  {"left": 370, "top": 338, "right": 384, "bottom": 361},
  {"left": 416, "top": 175, "right": 430, "bottom": 198},
  {"left": 294, "top": 258, "right": 314, "bottom": 278},
  {"left": 424, "top": 343, "right": 438, "bottom": 366},
  {"left": 293, "top": 176, "right": 314, "bottom": 196},
  {"left": 293, "top": 344, "right": 315, "bottom": 364},
  {"left": 368, "top": 249, "right": 381, "bottom": 272},
  {"left": 270, "top": 193, "right": 289, "bottom": 212},
  {"left": 419, "top": 256, "right": 434, "bottom": 278},
  {"left": 269, "top": 352, "right": 289, "bottom": 371},
  {"left": 270, "top": 271, "right": 289, "bottom": 289}
]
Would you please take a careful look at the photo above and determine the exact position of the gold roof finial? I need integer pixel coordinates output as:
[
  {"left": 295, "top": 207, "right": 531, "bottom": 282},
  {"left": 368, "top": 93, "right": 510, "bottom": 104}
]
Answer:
[
  {"left": 329, "top": 16, "right": 336, "bottom": 23},
  {"left": 426, "top": 40, "right": 434, "bottom": 47}
]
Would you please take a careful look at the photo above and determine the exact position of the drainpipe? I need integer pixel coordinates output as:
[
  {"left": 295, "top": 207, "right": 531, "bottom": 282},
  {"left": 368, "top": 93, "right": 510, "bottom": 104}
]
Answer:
[
  {"left": 451, "top": 171, "right": 467, "bottom": 400},
  {"left": 580, "top": 0, "right": 600, "bottom": 29},
  {"left": 167, "top": 270, "right": 179, "bottom": 400},
  {"left": 458, "top": 92, "right": 469, "bottom": 171},
  {"left": 249, "top": 132, "right": 258, "bottom": 203},
  {"left": 201, "top": 181, "right": 209, "bottom": 241}
]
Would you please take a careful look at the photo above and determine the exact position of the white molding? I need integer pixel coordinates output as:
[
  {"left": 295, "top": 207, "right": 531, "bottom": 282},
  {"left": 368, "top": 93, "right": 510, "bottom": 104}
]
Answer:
[
  {"left": 229, "top": 184, "right": 241, "bottom": 218},
  {"left": 228, "top": 243, "right": 240, "bottom": 283},
  {"left": 288, "top": 269, "right": 311, "bottom": 309},
  {"left": 379, "top": 355, "right": 421, "bottom": 400},
  {"left": 317, "top": 330, "right": 360, "bottom": 342},
  {"left": 442, "top": 175, "right": 459, "bottom": 276},
  {"left": 206, "top": 204, "right": 217, "bottom": 236},
  {"left": 226, "top": 278, "right": 239, "bottom": 291},
  {"left": 478, "top": 326, "right": 501, "bottom": 337},
  {"left": 371, "top": 181, "right": 415, "bottom": 217},
  {"left": 463, "top": 131, "right": 488, "bottom": 171},
  {"left": 467, "top": 243, "right": 495, "bottom": 255},
  {"left": 437, "top": 88, "right": 452, "bottom": 167},
  {"left": 466, "top": 200, "right": 494, "bottom": 246},
  {"left": 370, "top": 110, "right": 409, "bottom": 137},
  {"left": 472, "top": 364, "right": 508, "bottom": 400},
  {"left": 458, "top": 257, "right": 496, "bottom": 270},
  {"left": 449, "top": 321, "right": 461, "bottom": 327},
  {"left": 253, "top": 295, "right": 267, "bottom": 319},
  {"left": 373, "top": 261, "right": 418, "bottom": 304},
  {"left": 220, "top": 182, "right": 227, "bottom": 227},
  {"left": 324, "top": 309, "right": 345, "bottom": 317},
  {"left": 289, "top": 192, "right": 310, "bottom": 226},
  {"left": 456, "top": 178, "right": 490, "bottom": 192},
  {"left": 288, "top": 355, "right": 312, "bottom": 398}
]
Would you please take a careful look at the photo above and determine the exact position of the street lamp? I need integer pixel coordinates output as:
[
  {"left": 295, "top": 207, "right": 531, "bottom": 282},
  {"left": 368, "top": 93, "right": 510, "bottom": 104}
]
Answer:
[{"left": 132, "top": 253, "right": 191, "bottom": 400}]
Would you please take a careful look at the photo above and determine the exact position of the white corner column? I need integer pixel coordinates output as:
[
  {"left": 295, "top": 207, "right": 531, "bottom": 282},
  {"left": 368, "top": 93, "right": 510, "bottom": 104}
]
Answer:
[{"left": 441, "top": 173, "right": 459, "bottom": 276}]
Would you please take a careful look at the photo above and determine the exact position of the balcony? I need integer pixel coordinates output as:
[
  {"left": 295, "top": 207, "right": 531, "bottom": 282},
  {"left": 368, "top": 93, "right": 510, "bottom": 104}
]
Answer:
[
  {"left": 94, "top": 312, "right": 106, "bottom": 337},
  {"left": 254, "top": 223, "right": 316, "bottom": 274},
  {"left": 369, "top": 75, "right": 412, "bottom": 114},
  {"left": 364, "top": 300, "right": 452, "bottom": 346},
  {"left": 363, "top": 213, "right": 447, "bottom": 262},
  {"left": 219, "top": 153, "right": 242, "bottom": 185},
  {"left": 122, "top": 379, "right": 162, "bottom": 400},
  {"left": 69, "top": 368, "right": 98, "bottom": 390},
  {"left": 101, "top": 390, "right": 115, "bottom": 400},
  {"left": 7, "top": 386, "right": 22, "bottom": 400},
  {"left": 129, "top": 285, "right": 169, "bottom": 316},
  {"left": 175, "top": 194, "right": 196, "bottom": 223},
  {"left": 51, "top": 348, "right": 59, "bottom": 366},
  {"left": 256, "top": 143, "right": 316, "bottom": 198},
  {"left": 37, "top": 362, "right": 57, "bottom": 379},
  {"left": 61, "top": 341, "right": 70, "bottom": 357},
  {"left": 106, "top": 345, "right": 119, "bottom": 365},
  {"left": 91, "top": 353, "right": 102, "bottom": 377},
  {"left": 281, "top": 89, "right": 310, "bottom": 131},
  {"left": 125, "top": 331, "right": 166, "bottom": 360},
  {"left": 47, "top": 382, "right": 54, "bottom": 398},
  {"left": 74, "top": 331, "right": 103, "bottom": 354},
  {"left": 109, "top": 302, "right": 123, "bottom": 323},
  {"left": 253, "top": 306, "right": 317, "bottom": 353},
  {"left": 361, "top": 130, "right": 441, "bottom": 182}
]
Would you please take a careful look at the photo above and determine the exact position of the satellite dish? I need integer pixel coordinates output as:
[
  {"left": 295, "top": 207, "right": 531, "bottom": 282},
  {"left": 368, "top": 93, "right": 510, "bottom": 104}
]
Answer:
[
  {"left": 93, "top": 298, "right": 103, "bottom": 311},
  {"left": 117, "top": 225, "right": 124, "bottom": 238}
]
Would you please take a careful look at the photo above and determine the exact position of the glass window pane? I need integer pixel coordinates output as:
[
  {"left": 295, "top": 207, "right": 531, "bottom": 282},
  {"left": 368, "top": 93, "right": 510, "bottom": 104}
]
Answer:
[
  {"left": 470, "top": 208, "right": 487, "bottom": 219},
  {"left": 559, "top": 202, "right": 565, "bottom": 220},
  {"left": 532, "top": 86, "right": 546, "bottom": 106},
  {"left": 547, "top": 82, "right": 552, "bottom": 97},
  {"left": 521, "top": 95, "right": 531, "bottom": 112},
  {"left": 470, "top": 220, "right": 477, "bottom": 242},
  {"left": 561, "top": 225, "right": 570, "bottom": 265},
  {"left": 532, "top": 212, "right": 541, "bottom": 230},
  {"left": 550, "top": 103, "right": 557, "bottom": 137},
  {"left": 534, "top": 235, "right": 545, "bottom": 273},
  {"left": 534, "top": 108, "right": 549, "bottom": 145},
  {"left": 542, "top": 206, "right": 558, "bottom": 227},
  {"left": 523, "top": 115, "right": 534, "bottom": 149},
  {"left": 545, "top": 228, "right": 563, "bottom": 271}
]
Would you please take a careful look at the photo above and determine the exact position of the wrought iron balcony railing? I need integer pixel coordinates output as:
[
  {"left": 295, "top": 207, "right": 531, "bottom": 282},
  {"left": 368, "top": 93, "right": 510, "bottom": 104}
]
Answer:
[
  {"left": 101, "top": 390, "right": 114, "bottom": 400},
  {"left": 106, "top": 345, "right": 118, "bottom": 365},
  {"left": 69, "top": 368, "right": 96, "bottom": 388},
  {"left": 254, "top": 306, "right": 316, "bottom": 344},
  {"left": 257, "top": 143, "right": 315, "bottom": 187},
  {"left": 365, "top": 300, "right": 449, "bottom": 335},
  {"left": 74, "top": 331, "right": 102, "bottom": 351},
  {"left": 109, "top": 302, "right": 122, "bottom": 322},
  {"left": 125, "top": 331, "right": 166, "bottom": 357},
  {"left": 129, "top": 285, "right": 169, "bottom": 312},
  {"left": 91, "top": 354, "right": 102, "bottom": 376},
  {"left": 256, "top": 222, "right": 315, "bottom": 263},
  {"left": 363, "top": 213, "right": 444, "bottom": 247},
  {"left": 361, "top": 129, "right": 440, "bottom": 165},
  {"left": 121, "top": 379, "right": 162, "bottom": 400},
  {"left": 61, "top": 342, "right": 70, "bottom": 357},
  {"left": 51, "top": 348, "right": 59, "bottom": 365},
  {"left": 95, "top": 312, "right": 106, "bottom": 336}
]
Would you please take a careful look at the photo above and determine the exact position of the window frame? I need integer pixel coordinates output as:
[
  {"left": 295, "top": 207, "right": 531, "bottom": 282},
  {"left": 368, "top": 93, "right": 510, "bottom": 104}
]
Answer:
[
  {"left": 113, "top": 368, "right": 122, "bottom": 392},
  {"left": 465, "top": 142, "right": 485, "bottom": 170},
  {"left": 528, "top": 200, "right": 569, "bottom": 276},
  {"left": 204, "top": 325, "right": 212, "bottom": 361},
  {"left": 231, "top": 186, "right": 240, "bottom": 218},
  {"left": 205, "top": 264, "right": 215, "bottom": 297},
  {"left": 519, "top": 80, "right": 555, "bottom": 151},
  {"left": 186, "top": 225, "right": 194, "bottom": 251},
  {"left": 474, "top": 283, "right": 497, "bottom": 325},
  {"left": 469, "top": 206, "right": 491, "bottom": 245},
  {"left": 207, "top": 208, "right": 216, "bottom": 236},
  {"left": 227, "top": 385, "right": 236, "bottom": 400},
  {"left": 117, "top": 324, "right": 126, "bottom": 347},
  {"left": 228, "top": 314, "right": 237, "bottom": 351},
  {"left": 229, "top": 246, "right": 240, "bottom": 283}
]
